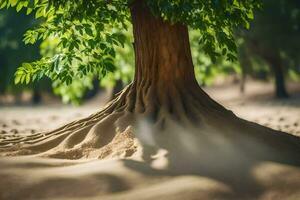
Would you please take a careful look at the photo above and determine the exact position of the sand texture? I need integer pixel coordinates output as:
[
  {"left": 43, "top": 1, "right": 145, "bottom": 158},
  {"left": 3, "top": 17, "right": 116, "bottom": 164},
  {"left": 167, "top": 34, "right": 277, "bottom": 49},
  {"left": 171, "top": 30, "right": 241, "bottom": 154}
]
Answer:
[{"left": 0, "top": 81, "right": 300, "bottom": 200}]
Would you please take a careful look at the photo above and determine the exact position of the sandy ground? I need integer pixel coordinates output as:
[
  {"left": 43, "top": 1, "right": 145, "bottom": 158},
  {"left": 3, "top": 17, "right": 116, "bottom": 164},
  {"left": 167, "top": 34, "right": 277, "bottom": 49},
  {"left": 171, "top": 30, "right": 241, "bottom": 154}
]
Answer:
[{"left": 0, "top": 81, "right": 300, "bottom": 200}]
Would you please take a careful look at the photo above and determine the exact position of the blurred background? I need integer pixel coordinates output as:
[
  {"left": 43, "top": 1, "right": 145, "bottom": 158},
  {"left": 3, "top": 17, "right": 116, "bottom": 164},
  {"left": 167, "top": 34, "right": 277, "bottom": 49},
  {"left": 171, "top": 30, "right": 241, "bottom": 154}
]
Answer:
[{"left": 0, "top": 0, "right": 300, "bottom": 136}]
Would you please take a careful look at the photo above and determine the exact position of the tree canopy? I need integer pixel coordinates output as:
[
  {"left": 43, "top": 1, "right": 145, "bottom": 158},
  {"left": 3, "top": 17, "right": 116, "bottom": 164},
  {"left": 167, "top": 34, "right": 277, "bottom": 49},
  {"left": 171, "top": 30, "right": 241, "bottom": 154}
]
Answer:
[{"left": 0, "top": 0, "right": 260, "bottom": 87}]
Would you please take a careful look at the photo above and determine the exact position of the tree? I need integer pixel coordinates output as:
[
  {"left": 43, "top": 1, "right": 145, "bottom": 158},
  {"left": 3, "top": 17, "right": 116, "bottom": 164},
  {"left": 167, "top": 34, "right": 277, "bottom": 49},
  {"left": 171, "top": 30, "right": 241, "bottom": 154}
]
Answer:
[
  {"left": 0, "top": 0, "right": 299, "bottom": 164},
  {"left": 238, "top": 0, "right": 300, "bottom": 98}
]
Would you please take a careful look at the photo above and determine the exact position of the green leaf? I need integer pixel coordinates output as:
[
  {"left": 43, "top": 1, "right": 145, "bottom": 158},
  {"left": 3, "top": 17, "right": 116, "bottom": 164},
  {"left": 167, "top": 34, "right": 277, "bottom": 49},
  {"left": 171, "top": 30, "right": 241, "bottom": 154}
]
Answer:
[
  {"left": 0, "top": 1, "right": 7, "bottom": 9},
  {"left": 85, "top": 27, "right": 93, "bottom": 37},
  {"left": 35, "top": 7, "right": 44, "bottom": 18},
  {"left": 9, "top": 0, "right": 18, "bottom": 7},
  {"left": 25, "top": 74, "right": 31, "bottom": 84},
  {"left": 16, "top": 1, "right": 24, "bottom": 12},
  {"left": 14, "top": 74, "right": 22, "bottom": 84},
  {"left": 105, "top": 62, "right": 116, "bottom": 72},
  {"left": 26, "top": 7, "right": 33, "bottom": 15},
  {"left": 22, "top": 62, "right": 33, "bottom": 70}
]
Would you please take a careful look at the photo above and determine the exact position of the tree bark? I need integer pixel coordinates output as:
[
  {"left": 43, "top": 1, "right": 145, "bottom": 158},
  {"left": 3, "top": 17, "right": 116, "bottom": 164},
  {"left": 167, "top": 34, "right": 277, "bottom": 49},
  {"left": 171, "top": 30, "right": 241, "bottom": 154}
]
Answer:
[
  {"left": 128, "top": 0, "right": 226, "bottom": 118},
  {"left": 131, "top": 0, "right": 197, "bottom": 89}
]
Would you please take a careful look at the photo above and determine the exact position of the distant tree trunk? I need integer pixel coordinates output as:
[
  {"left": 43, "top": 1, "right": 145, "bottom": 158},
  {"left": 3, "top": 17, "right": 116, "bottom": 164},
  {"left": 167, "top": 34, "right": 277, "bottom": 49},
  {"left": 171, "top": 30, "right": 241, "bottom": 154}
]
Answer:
[
  {"left": 32, "top": 88, "right": 42, "bottom": 105},
  {"left": 84, "top": 78, "right": 100, "bottom": 100},
  {"left": 238, "top": 47, "right": 251, "bottom": 94},
  {"left": 0, "top": 55, "right": 8, "bottom": 94},
  {"left": 110, "top": 79, "right": 123, "bottom": 100},
  {"left": 240, "top": 65, "right": 246, "bottom": 94},
  {"left": 247, "top": 40, "right": 288, "bottom": 98},
  {"left": 264, "top": 52, "right": 289, "bottom": 98}
]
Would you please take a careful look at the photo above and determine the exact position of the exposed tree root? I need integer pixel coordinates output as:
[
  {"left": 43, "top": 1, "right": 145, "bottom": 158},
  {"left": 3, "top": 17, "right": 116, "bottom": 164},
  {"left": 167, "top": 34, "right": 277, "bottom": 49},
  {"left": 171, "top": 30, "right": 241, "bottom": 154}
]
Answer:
[
  {"left": 0, "top": 82, "right": 299, "bottom": 167},
  {"left": 0, "top": 80, "right": 233, "bottom": 159},
  {"left": 0, "top": 84, "right": 137, "bottom": 159}
]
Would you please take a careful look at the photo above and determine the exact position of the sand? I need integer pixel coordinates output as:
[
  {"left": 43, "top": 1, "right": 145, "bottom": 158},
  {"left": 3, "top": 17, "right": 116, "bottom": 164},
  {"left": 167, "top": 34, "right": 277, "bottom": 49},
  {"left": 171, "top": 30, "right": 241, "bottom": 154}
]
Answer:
[
  {"left": 0, "top": 81, "right": 300, "bottom": 200},
  {"left": 1, "top": 156, "right": 299, "bottom": 200}
]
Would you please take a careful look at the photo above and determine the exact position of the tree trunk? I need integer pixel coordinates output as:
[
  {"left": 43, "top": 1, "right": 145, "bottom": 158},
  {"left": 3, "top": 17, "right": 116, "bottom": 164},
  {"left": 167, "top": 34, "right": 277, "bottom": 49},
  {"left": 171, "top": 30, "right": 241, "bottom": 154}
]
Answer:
[
  {"left": 32, "top": 88, "right": 42, "bottom": 105},
  {"left": 266, "top": 54, "right": 289, "bottom": 98},
  {"left": 1, "top": 0, "right": 299, "bottom": 165},
  {"left": 247, "top": 40, "right": 289, "bottom": 98},
  {"left": 238, "top": 47, "right": 251, "bottom": 94},
  {"left": 84, "top": 78, "right": 100, "bottom": 100},
  {"left": 127, "top": 0, "right": 226, "bottom": 119},
  {"left": 110, "top": 79, "right": 123, "bottom": 101}
]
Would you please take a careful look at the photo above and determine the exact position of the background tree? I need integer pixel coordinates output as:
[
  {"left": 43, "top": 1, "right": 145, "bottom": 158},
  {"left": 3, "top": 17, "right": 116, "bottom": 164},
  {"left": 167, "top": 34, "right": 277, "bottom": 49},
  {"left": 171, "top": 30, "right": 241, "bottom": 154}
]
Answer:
[
  {"left": 0, "top": 0, "right": 299, "bottom": 165},
  {"left": 0, "top": 9, "right": 43, "bottom": 103},
  {"left": 238, "top": 0, "right": 300, "bottom": 98}
]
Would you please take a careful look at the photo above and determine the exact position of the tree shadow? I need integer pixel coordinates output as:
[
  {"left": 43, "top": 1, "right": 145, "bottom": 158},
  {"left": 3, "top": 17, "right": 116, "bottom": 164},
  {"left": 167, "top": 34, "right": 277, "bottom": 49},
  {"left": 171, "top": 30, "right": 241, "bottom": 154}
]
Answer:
[
  {"left": 126, "top": 116, "right": 300, "bottom": 199},
  {"left": 0, "top": 172, "right": 130, "bottom": 200}
]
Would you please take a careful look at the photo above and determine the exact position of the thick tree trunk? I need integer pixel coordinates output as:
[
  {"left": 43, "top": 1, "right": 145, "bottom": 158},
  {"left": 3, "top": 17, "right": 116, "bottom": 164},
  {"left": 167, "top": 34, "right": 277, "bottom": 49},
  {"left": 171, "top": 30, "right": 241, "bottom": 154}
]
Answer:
[
  {"left": 128, "top": 0, "right": 226, "bottom": 119},
  {"left": 131, "top": 0, "right": 197, "bottom": 92}
]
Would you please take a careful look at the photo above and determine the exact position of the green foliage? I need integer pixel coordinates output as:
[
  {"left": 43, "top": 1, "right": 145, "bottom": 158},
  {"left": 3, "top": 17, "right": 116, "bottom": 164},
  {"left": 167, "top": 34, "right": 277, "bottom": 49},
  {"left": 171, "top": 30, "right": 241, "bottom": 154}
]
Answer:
[
  {"left": 45, "top": 27, "right": 134, "bottom": 105},
  {"left": 190, "top": 30, "right": 240, "bottom": 85},
  {"left": 0, "top": 0, "right": 260, "bottom": 88},
  {"left": 101, "top": 27, "right": 134, "bottom": 88},
  {"left": 52, "top": 74, "right": 95, "bottom": 105},
  {"left": 4, "top": 0, "right": 128, "bottom": 87},
  {"left": 0, "top": 9, "right": 42, "bottom": 94},
  {"left": 147, "top": 0, "right": 260, "bottom": 62}
]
